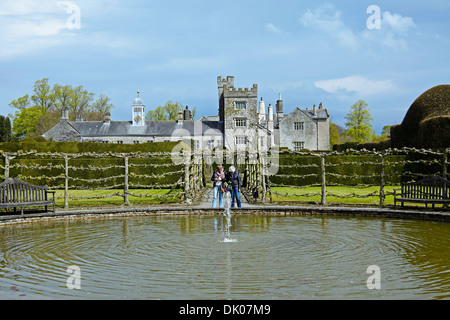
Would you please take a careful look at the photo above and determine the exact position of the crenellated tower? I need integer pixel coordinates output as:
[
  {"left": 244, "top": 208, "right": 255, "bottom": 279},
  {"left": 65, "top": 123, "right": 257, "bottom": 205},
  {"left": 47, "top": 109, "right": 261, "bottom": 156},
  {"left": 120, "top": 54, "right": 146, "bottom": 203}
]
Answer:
[{"left": 217, "top": 76, "right": 258, "bottom": 150}]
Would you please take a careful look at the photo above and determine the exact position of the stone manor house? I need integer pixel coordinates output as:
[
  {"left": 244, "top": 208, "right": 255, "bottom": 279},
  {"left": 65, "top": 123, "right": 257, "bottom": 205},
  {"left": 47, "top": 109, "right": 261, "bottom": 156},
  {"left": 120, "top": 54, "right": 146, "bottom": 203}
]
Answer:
[{"left": 43, "top": 76, "right": 330, "bottom": 151}]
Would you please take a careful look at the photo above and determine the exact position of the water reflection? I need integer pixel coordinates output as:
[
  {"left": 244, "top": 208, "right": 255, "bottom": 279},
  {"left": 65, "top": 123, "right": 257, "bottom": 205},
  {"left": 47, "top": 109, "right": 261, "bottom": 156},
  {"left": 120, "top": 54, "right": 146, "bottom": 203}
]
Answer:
[{"left": 0, "top": 215, "right": 449, "bottom": 299}]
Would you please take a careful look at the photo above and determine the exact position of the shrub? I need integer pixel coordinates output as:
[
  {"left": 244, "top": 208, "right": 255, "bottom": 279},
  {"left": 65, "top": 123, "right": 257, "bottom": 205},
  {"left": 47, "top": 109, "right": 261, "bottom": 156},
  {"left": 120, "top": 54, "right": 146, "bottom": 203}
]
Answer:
[{"left": 391, "top": 85, "right": 450, "bottom": 148}]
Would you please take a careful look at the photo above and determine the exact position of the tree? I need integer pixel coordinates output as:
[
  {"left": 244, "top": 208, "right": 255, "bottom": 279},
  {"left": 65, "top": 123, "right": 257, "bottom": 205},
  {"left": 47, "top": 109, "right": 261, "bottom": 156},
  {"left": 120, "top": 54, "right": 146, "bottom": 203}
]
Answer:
[
  {"left": 11, "top": 106, "right": 42, "bottom": 140},
  {"left": 53, "top": 84, "right": 73, "bottom": 111},
  {"left": 345, "top": 100, "right": 374, "bottom": 143},
  {"left": 9, "top": 94, "right": 30, "bottom": 111},
  {"left": 0, "top": 115, "right": 12, "bottom": 142},
  {"left": 91, "top": 94, "right": 114, "bottom": 115},
  {"left": 69, "top": 85, "right": 95, "bottom": 119},
  {"left": 381, "top": 125, "right": 391, "bottom": 138},
  {"left": 146, "top": 101, "right": 184, "bottom": 121},
  {"left": 31, "top": 78, "right": 55, "bottom": 113},
  {"left": 164, "top": 101, "right": 183, "bottom": 120},
  {"left": 147, "top": 106, "right": 167, "bottom": 121},
  {"left": 8, "top": 78, "right": 115, "bottom": 140},
  {"left": 330, "top": 122, "right": 341, "bottom": 148}
]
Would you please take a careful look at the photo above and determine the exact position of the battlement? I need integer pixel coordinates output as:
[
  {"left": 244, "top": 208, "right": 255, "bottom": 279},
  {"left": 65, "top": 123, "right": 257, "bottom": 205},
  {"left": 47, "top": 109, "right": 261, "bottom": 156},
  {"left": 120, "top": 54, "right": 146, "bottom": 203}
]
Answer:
[
  {"left": 223, "top": 83, "right": 258, "bottom": 97},
  {"left": 217, "top": 76, "right": 235, "bottom": 88}
]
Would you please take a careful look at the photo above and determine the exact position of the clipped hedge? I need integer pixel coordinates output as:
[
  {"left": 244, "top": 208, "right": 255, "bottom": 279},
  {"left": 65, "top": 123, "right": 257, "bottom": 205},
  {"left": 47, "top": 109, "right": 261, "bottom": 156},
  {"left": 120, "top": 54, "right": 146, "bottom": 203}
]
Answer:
[
  {"left": 0, "top": 141, "right": 184, "bottom": 189},
  {"left": 268, "top": 153, "right": 409, "bottom": 187},
  {"left": 0, "top": 140, "right": 180, "bottom": 153},
  {"left": 391, "top": 84, "right": 450, "bottom": 149}
]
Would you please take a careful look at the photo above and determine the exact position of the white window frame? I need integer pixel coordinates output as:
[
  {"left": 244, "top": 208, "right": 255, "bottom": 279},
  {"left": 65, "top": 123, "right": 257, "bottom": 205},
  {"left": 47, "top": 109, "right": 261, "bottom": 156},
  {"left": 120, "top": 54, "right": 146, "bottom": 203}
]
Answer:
[
  {"left": 235, "top": 136, "right": 247, "bottom": 145},
  {"left": 294, "top": 122, "right": 304, "bottom": 131},
  {"left": 234, "top": 118, "right": 247, "bottom": 128},
  {"left": 293, "top": 141, "right": 304, "bottom": 151}
]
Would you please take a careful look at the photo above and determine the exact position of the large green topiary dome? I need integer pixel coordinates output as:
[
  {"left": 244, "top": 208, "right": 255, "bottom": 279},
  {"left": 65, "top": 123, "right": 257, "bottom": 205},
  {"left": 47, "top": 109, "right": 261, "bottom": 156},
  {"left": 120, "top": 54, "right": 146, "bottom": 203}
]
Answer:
[{"left": 390, "top": 84, "right": 450, "bottom": 149}]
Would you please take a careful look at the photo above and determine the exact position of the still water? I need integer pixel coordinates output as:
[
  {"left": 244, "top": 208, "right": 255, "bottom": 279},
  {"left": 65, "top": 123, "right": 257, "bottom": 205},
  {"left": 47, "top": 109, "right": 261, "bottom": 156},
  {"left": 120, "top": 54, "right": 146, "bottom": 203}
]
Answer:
[{"left": 0, "top": 214, "right": 449, "bottom": 299}]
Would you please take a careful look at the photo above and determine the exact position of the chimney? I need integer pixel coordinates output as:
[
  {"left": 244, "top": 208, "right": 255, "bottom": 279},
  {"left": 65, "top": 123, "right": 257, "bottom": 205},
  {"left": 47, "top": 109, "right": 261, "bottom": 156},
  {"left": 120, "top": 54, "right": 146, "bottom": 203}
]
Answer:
[
  {"left": 313, "top": 104, "right": 317, "bottom": 116},
  {"left": 276, "top": 94, "right": 284, "bottom": 114},
  {"left": 259, "top": 97, "right": 266, "bottom": 115},
  {"left": 61, "top": 108, "right": 69, "bottom": 121},
  {"left": 184, "top": 106, "right": 192, "bottom": 121},
  {"left": 268, "top": 104, "right": 274, "bottom": 121},
  {"left": 104, "top": 112, "right": 111, "bottom": 123}
]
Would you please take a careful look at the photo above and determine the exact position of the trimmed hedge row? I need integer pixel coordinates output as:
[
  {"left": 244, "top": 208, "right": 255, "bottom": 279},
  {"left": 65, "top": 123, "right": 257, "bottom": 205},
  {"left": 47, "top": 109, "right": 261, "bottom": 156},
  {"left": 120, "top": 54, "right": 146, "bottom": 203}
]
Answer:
[
  {"left": 268, "top": 153, "right": 438, "bottom": 187},
  {"left": 2, "top": 155, "right": 182, "bottom": 189},
  {"left": 0, "top": 141, "right": 184, "bottom": 189},
  {"left": 0, "top": 140, "right": 180, "bottom": 153}
]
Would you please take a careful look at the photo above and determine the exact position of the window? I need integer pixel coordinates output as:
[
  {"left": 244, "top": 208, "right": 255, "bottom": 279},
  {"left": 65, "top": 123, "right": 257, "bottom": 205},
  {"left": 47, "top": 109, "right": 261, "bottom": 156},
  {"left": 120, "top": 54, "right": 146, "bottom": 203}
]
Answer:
[
  {"left": 260, "top": 137, "right": 265, "bottom": 146},
  {"left": 235, "top": 136, "right": 247, "bottom": 145},
  {"left": 207, "top": 140, "right": 215, "bottom": 149},
  {"left": 293, "top": 142, "right": 304, "bottom": 151},
  {"left": 294, "top": 122, "right": 304, "bottom": 131},
  {"left": 234, "top": 118, "right": 247, "bottom": 127},
  {"left": 133, "top": 141, "right": 140, "bottom": 144},
  {"left": 235, "top": 102, "right": 246, "bottom": 110},
  {"left": 194, "top": 140, "right": 200, "bottom": 149}
]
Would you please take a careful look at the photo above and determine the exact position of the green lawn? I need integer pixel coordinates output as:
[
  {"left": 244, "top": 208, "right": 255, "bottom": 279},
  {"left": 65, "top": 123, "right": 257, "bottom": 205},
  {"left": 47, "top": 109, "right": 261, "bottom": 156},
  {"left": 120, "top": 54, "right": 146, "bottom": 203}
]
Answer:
[
  {"left": 53, "top": 189, "right": 183, "bottom": 207},
  {"left": 268, "top": 186, "right": 399, "bottom": 205}
]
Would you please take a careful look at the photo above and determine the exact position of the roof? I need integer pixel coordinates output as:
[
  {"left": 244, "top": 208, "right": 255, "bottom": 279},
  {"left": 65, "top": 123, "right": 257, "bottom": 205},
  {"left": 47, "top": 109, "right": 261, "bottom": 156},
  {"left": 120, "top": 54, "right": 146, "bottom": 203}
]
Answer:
[
  {"left": 69, "top": 120, "right": 224, "bottom": 137},
  {"left": 302, "top": 107, "right": 329, "bottom": 119},
  {"left": 200, "top": 115, "right": 220, "bottom": 121},
  {"left": 132, "top": 97, "right": 145, "bottom": 106},
  {"left": 42, "top": 119, "right": 81, "bottom": 141}
]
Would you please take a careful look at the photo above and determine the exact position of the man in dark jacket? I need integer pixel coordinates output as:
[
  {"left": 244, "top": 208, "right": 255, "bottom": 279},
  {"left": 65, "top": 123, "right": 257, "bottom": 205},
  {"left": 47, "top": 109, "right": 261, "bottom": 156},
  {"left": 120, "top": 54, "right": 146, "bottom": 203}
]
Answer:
[{"left": 226, "top": 166, "right": 241, "bottom": 208}]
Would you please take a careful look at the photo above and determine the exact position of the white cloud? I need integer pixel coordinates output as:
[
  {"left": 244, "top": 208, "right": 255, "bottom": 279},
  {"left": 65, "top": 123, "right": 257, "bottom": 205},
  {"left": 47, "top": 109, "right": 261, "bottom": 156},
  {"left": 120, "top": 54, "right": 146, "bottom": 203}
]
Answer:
[
  {"left": 314, "top": 75, "right": 394, "bottom": 96},
  {"left": 265, "top": 23, "right": 282, "bottom": 34},
  {"left": 0, "top": 0, "right": 59, "bottom": 15},
  {"left": 2, "top": 18, "right": 66, "bottom": 39},
  {"left": 0, "top": 0, "right": 130, "bottom": 59},
  {"left": 300, "top": 3, "right": 416, "bottom": 51},
  {"left": 299, "top": 3, "right": 358, "bottom": 49},
  {"left": 0, "top": 0, "right": 74, "bottom": 41},
  {"left": 382, "top": 11, "right": 416, "bottom": 35}
]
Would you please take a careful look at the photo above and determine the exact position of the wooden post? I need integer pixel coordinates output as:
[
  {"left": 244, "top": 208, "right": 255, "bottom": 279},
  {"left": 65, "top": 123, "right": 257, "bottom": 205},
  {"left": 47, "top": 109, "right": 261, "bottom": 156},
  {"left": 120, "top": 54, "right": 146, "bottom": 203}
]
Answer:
[
  {"left": 124, "top": 156, "right": 130, "bottom": 205},
  {"left": 380, "top": 151, "right": 386, "bottom": 205},
  {"left": 184, "top": 151, "right": 191, "bottom": 202},
  {"left": 64, "top": 155, "right": 69, "bottom": 209},
  {"left": 267, "top": 175, "right": 273, "bottom": 203},
  {"left": 320, "top": 154, "right": 327, "bottom": 205},
  {"left": 444, "top": 149, "right": 448, "bottom": 204},
  {"left": 4, "top": 154, "right": 10, "bottom": 179},
  {"left": 260, "top": 153, "right": 266, "bottom": 203},
  {"left": 443, "top": 149, "right": 448, "bottom": 180}
]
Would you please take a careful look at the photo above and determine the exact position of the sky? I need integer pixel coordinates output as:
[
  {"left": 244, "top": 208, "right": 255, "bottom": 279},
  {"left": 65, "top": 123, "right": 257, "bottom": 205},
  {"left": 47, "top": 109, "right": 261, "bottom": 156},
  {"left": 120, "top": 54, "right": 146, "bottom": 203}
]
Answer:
[{"left": 1, "top": 0, "right": 449, "bottom": 134}]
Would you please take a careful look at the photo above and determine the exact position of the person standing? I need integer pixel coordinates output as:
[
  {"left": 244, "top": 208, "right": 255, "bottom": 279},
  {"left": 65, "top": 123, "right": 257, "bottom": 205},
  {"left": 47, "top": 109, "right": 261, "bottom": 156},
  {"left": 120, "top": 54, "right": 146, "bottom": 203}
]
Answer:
[
  {"left": 211, "top": 164, "right": 225, "bottom": 208},
  {"left": 226, "top": 166, "right": 241, "bottom": 208}
]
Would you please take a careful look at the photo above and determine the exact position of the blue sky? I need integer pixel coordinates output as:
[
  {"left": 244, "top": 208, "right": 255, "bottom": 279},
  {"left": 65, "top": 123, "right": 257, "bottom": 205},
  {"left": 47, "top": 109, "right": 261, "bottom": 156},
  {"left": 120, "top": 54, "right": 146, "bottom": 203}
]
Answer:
[{"left": 1, "top": 0, "right": 449, "bottom": 134}]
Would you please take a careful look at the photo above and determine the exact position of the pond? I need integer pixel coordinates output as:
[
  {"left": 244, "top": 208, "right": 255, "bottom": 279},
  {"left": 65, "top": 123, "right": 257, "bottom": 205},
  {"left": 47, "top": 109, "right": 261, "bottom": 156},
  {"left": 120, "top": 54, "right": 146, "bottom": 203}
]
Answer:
[{"left": 0, "top": 214, "right": 449, "bottom": 299}]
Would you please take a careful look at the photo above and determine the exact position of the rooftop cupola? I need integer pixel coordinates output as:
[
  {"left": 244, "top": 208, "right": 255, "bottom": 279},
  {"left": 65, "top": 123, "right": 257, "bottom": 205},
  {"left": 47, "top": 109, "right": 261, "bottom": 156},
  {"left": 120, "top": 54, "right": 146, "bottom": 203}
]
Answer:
[{"left": 132, "top": 91, "right": 145, "bottom": 126}]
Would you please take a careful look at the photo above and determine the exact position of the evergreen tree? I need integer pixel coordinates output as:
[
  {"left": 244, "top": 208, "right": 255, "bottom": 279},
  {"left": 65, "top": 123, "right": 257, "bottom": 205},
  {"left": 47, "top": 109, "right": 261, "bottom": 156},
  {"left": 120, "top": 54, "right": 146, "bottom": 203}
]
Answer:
[{"left": 0, "top": 115, "right": 12, "bottom": 142}]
